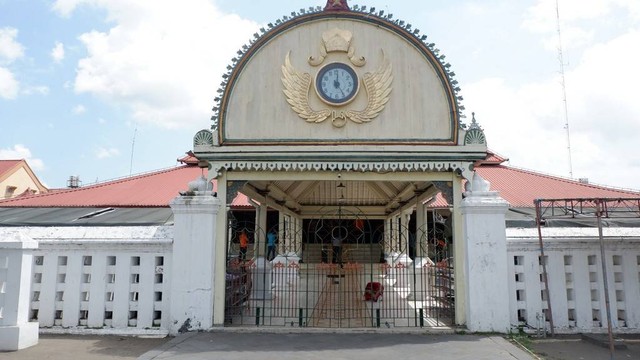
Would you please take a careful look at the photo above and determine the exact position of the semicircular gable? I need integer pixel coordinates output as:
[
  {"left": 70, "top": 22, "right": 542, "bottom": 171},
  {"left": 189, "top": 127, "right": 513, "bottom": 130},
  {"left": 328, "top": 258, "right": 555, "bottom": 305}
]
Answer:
[{"left": 214, "top": 8, "right": 463, "bottom": 146}]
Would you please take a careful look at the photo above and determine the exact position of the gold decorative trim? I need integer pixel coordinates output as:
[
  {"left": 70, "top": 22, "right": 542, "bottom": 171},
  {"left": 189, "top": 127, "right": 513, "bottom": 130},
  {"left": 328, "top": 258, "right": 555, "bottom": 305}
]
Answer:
[
  {"left": 282, "top": 49, "right": 392, "bottom": 128},
  {"left": 282, "top": 52, "right": 331, "bottom": 123},
  {"left": 345, "top": 51, "right": 392, "bottom": 124},
  {"left": 308, "top": 28, "right": 365, "bottom": 67}
]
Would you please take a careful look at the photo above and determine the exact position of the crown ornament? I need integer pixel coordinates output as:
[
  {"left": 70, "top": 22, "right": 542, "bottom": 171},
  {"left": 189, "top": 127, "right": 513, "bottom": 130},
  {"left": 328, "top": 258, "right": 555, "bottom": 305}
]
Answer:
[{"left": 309, "top": 28, "right": 366, "bottom": 66}]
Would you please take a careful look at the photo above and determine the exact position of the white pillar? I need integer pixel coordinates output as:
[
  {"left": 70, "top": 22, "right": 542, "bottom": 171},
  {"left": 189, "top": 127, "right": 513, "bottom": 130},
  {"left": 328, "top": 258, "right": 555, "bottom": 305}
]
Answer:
[
  {"left": 169, "top": 176, "right": 220, "bottom": 334},
  {"left": 252, "top": 203, "right": 272, "bottom": 300},
  {"left": 295, "top": 217, "right": 303, "bottom": 257},
  {"left": 410, "top": 203, "right": 431, "bottom": 300},
  {"left": 395, "top": 212, "right": 412, "bottom": 265},
  {"left": 0, "top": 231, "right": 39, "bottom": 351},
  {"left": 460, "top": 173, "right": 510, "bottom": 333}
]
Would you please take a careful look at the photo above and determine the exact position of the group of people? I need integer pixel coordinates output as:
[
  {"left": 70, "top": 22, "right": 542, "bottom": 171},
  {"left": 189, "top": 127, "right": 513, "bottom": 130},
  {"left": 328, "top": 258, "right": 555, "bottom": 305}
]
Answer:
[{"left": 237, "top": 230, "right": 277, "bottom": 262}]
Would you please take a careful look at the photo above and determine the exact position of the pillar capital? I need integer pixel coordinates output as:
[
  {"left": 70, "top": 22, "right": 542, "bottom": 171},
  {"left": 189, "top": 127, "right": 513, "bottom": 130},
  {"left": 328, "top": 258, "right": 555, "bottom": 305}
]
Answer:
[{"left": 461, "top": 173, "right": 509, "bottom": 214}]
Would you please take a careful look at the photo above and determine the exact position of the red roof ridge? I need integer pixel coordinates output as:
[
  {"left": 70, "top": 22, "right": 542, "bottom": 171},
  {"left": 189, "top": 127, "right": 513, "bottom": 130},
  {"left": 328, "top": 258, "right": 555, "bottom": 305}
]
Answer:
[
  {"left": 0, "top": 164, "right": 197, "bottom": 205},
  {"left": 494, "top": 164, "right": 640, "bottom": 195},
  {"left": 0, "top": 159, "right": 49, "bottom": 192},
  {"left": 475, "top": 149, "right": 509, "bottom": 166},
  {"left": 178, "top": 152, "right": 199, "bottom": 165}
]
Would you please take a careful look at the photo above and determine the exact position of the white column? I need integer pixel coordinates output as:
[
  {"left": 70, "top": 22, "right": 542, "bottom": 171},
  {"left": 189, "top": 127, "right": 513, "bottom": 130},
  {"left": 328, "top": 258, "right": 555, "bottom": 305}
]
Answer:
[
  {"left": 409, "top": 203, "right": 430, "bottom": 300},
  {"left": 395, "top": 212, "right": 412, "bottom": 265},
  {"left": 252, "top": 203, "right": 272, "bottom": 300},
  {"left": 383, "top": 218, "right": 391, "bottom": 257},
  {"left": 278, "top": 212, "right": 286, "bottom": 255},
  {"left": 0, "top": 231, "right": 39, "bottom": 351},
  {"left": 295, "top": 217, "right": 303, "bottom": 257},
  {"left": 213, "top": 172, "right": 228, "bottom": 326},
  {"left": 169, "top": 176, "right": 220, "bottom": 334},
  {"left": 460, "top": 173, "right": 510, "bottom": 333}
]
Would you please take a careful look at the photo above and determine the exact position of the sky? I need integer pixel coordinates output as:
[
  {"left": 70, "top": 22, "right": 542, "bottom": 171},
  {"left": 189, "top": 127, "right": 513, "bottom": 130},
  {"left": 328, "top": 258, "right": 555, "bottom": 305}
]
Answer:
[{"left": 1, "top": 0, "right": 639, "bottom": 191}]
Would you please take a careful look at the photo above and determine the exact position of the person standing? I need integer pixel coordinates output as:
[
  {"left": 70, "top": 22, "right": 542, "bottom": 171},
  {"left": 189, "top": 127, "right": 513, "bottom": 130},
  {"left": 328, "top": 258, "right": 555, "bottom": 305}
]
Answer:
[
  {"left": 266, "top": 230, "right": 277, "bottom": 261},
  {"left": 239, "top": 230, "right": 248, "bottom": 262},
  {"left": 332, "top": 231, "right": 343, "bottom": 265}
]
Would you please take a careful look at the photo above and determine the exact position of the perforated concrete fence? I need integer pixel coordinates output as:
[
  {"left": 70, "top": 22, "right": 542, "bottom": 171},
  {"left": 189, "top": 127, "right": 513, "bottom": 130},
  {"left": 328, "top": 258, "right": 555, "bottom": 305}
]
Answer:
[
  {"left": 507, "top": 228, "right": 640, "bottom": 334},
  {"left": 15, "top": 227, "right": 173, "bottom": 332},
  {"left": 4, "top": 226, "right": 640, "bottom": 334},
  {"left": 30, "top": 252, "right": 170, "bottom": 329}
]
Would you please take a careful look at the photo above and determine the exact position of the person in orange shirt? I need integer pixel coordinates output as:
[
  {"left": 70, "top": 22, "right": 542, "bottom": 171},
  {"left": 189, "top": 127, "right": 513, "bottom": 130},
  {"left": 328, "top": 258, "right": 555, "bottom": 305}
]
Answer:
[{"left": 239, "top": 231, "right": 248, "bottom": 261}]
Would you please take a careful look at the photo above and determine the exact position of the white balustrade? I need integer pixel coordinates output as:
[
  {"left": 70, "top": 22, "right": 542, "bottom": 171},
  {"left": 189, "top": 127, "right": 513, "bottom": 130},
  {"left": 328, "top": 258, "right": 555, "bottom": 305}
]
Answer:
[
  {"left": 506, "top": 228, "right": 640, "bottom": 334},
  {"left": 3, "top": 225, "right": 640, "bottom": 335},
  {"left": 1, "top": 227, "right": 172, "bottom": 334}
]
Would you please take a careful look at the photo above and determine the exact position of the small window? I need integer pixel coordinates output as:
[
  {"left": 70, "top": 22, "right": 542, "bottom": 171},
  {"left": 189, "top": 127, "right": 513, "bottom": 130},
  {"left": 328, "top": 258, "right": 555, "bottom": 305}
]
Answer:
[
  {"left": 107, "top": 256, "right": 117, "bottom": 266},
  {"left": 131, "top": 256, "right": 141, "bottom": 266},
  {"left": 83, "top": 256, "right": 93, "bottom": 266},
  {"left": 4, "top": 185, "right": 17, "bottom": 198}
]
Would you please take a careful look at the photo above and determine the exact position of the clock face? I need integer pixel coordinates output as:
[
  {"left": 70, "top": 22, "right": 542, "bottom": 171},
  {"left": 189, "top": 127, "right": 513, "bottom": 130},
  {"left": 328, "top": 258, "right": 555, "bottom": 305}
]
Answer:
[{"left": 315, "top": 63, "right": 359, "bottom": 105}]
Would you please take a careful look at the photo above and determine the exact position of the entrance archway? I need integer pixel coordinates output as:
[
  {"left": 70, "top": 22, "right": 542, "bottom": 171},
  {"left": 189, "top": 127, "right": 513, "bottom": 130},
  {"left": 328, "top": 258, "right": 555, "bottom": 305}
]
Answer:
[{"left": 222, "top": 180, "right": 456, "bottom": 328}]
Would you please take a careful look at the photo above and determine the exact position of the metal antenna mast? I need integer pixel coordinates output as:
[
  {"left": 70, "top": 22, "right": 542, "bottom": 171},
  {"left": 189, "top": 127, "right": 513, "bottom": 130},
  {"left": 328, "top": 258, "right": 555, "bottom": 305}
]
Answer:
[
  {"left": 129, "top": 126, "right": 137, "bottom": 176},
  {"left": 556, "top": 0, "right": 573, "bottom": 178}
]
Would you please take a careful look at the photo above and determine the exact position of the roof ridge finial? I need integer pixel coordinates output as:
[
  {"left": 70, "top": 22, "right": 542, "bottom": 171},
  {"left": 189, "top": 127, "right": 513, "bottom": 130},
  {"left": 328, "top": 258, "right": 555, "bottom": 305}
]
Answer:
[{"left": 324, "top": 0, "right": 350, "bottom": 11}]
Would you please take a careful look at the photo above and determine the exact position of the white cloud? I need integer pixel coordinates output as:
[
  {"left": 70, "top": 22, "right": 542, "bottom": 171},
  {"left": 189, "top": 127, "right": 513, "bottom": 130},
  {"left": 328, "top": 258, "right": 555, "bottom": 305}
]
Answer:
[
  {"left": 0, "top": 27, "right": 25, "bottom": 63},
  {"left": 523, "top": 0, "right": 640, "bottom": 52},
  {"left": 51, "top": 41, "right": 65, "bottom": 63},
  {"left": 22, "top": 85, "right": 50, "bottom": 96},
  {"left": 463, "top": 29, "right": 640, "bottom": 190},
  {"left": 51, "top": 0, "right": 86, "bottom": 17},
  {"left": 0, "top": 67, "right": 19, "bottom": 99},
  {"left": 0, "top": 144, "right": 45, "bottom": 170},
  {"left": 541, "top": 26, "right": 594, "bottom": 51},
  {"left": 72, "top": 104, "right": 86, "bottom": 114},
  {"left": 95, "top": 147, "right": 120, "bottom": 159},
  {"left": 0, "top": 28, "right": 24, "bottom": 99},
  {"left": 524, "top": 0, "right": 610, "bottom": 33},
  {"left": 62, "top": 0, "right": 259, "bottom": 129}
]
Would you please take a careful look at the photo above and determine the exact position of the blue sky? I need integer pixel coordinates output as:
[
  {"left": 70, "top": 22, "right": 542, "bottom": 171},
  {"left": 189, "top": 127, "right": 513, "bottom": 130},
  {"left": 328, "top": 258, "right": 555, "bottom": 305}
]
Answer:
[{"left": 1, "top": 0, "right": 639, "bottom": 191}]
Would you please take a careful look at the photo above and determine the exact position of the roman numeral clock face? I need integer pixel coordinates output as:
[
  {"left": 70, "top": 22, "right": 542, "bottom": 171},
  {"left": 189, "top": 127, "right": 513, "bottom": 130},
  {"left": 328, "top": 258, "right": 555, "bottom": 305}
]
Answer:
[{"left": 315, "top": 62, "right": 359, "bottom": 106}]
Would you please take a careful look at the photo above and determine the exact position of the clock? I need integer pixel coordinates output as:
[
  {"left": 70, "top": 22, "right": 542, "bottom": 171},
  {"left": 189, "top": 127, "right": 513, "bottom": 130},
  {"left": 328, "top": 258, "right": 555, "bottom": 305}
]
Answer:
[{"left": 315, "top": 62, "right": 359, "bottom": 105}]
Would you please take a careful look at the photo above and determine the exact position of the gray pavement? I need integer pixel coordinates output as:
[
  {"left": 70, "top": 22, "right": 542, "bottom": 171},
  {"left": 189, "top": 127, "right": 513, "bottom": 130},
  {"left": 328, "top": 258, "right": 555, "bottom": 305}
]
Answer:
[
  {"left": 529, "top": 335, "right": 640, "bottom": 360},
  {"left": 4, "top": 331, "right": 640, "bottom": 359},
  {"left": 0, "top": 334, "right": 167, "bottom": 360},
  {"left": 139, "top": 331, "right": 536, "bottom": 360}
]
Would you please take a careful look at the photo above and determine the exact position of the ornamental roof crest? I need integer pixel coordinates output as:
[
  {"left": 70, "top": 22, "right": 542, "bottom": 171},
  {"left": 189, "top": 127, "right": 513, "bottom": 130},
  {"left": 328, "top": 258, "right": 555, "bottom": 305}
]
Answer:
[{"left": 322, "top": 28, "right": 352, "bottom": 53}]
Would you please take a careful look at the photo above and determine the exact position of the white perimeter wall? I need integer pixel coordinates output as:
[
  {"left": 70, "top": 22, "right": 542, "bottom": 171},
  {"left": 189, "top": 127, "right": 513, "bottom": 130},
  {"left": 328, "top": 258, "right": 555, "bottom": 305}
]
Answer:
[
  {"left": 0, "top": 226, "right": 172, "bottom": 334},
  {"left": 2, "top": 225, "right": 640, "bottom": 334},
  {"left": 507, "top": 227, "right": 640, "bottom": 334}
]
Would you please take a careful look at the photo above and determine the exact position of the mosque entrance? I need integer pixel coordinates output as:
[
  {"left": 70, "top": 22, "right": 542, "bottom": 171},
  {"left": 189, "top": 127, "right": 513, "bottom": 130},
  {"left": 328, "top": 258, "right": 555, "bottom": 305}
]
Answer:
[{"left": 223, "top": 198, "right": 455, "bottom": 328}]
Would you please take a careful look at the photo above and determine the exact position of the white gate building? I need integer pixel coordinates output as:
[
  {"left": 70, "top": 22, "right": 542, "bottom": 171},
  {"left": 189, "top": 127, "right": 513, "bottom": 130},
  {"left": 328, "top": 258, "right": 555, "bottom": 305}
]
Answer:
[{"left": 1, "top": 0, "right": 639, "bottom": 351}]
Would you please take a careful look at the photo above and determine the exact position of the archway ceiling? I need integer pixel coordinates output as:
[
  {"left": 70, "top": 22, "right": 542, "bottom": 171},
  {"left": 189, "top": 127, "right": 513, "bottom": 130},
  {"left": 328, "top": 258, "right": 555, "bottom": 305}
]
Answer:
[{"left": 243, "top": 179, "right": 436, "bottom": 215}]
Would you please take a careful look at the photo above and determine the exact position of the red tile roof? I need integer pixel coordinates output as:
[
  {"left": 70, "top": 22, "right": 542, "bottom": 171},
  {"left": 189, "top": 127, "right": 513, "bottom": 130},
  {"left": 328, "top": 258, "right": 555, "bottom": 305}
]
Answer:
[
  {"left": 1, "top": 153, "right": 636, "bottom": 209},
  {"left": 0, "top": 166, "right": 203, "bottom": 207},
  {"left": 0, "top": 160, "right": 21, "bottom": 176},
  {"left": 476, "top": 164, "right": 639, "bottom": 207},
  {"left": 477, "top": 149, "right": 509, "bottom": 166},
  {"left": 0, "top": 163, "right": 253, "bottom": 208}
]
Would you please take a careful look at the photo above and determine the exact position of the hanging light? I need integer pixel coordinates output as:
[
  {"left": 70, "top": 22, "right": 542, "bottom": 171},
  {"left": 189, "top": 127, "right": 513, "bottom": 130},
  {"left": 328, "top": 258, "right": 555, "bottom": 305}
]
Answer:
[{"left": 337, "top": 182, "right": 346, "bottom": 204}]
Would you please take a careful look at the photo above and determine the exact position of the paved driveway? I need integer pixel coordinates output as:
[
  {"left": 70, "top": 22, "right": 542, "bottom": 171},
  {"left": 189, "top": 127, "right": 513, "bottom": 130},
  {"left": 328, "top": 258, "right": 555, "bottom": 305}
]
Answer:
[{"left": 139, "top": 331, "right": 535, "bottom": 360}]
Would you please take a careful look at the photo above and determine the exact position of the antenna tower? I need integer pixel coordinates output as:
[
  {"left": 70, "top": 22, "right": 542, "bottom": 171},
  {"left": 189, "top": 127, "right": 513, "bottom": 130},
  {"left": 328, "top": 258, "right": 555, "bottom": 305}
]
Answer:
[
  {"left": 129, "top": 126, "right": 137, "bottom": 176},
  {"left": 556, "top": 0, "right": 573, "bottom": 178}
]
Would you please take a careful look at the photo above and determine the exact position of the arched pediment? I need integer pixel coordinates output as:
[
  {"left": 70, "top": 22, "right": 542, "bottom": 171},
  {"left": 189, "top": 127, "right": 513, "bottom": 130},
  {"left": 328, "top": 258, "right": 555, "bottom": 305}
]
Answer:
[{"left": 213, "top": 9, "right": 464, "bottom": 146}]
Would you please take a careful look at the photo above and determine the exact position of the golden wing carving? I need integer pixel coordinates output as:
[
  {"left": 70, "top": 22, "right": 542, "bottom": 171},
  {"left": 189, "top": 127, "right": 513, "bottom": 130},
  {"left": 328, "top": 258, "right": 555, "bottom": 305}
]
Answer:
[
  {"left": 281, "top": 51, "right": 331, "bottom": 123},
  {"left": 345, "top": 51, "right": 392, "bottom": 124}
]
